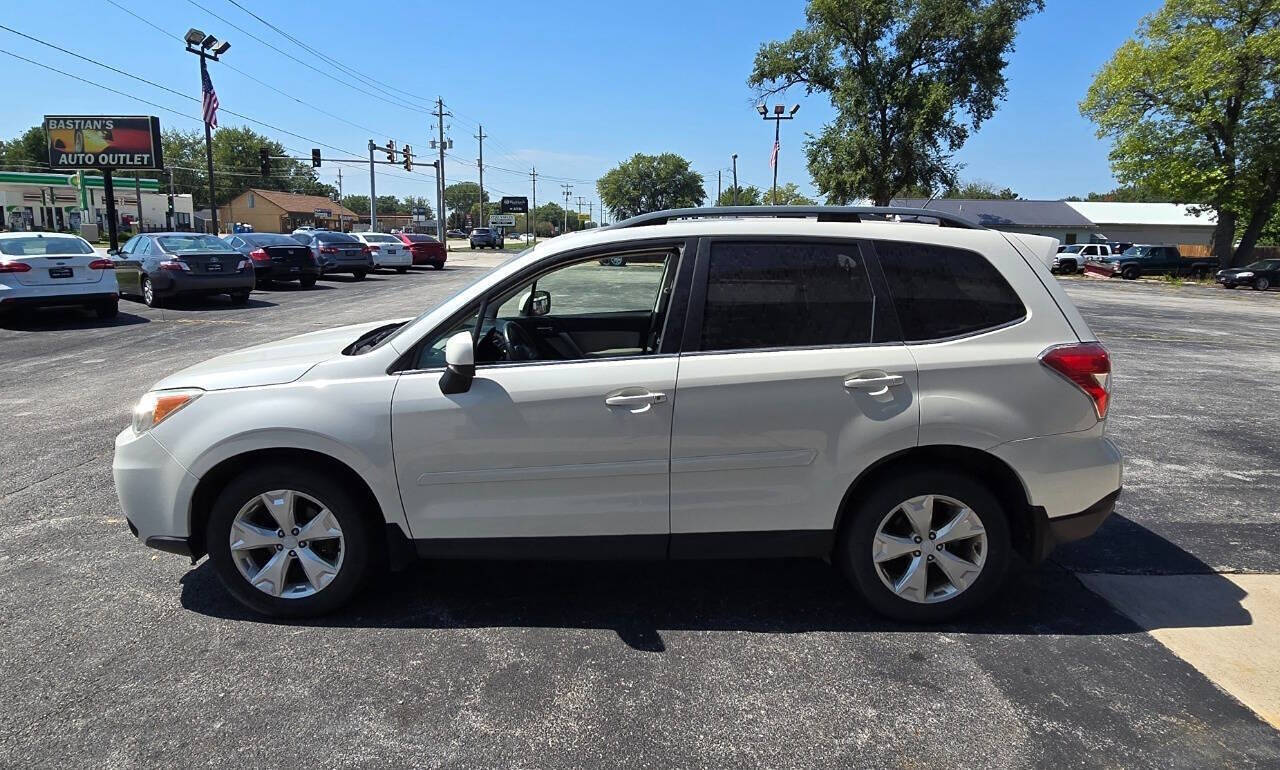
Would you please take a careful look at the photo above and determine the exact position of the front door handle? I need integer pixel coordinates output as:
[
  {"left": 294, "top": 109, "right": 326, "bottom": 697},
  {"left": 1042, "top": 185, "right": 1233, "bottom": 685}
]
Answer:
[
  {"left": 843, "top": 374, "right": 905, "bottom": 394},
  {"left": 605, "top": 391, "right": 668, "bottom": 408}
]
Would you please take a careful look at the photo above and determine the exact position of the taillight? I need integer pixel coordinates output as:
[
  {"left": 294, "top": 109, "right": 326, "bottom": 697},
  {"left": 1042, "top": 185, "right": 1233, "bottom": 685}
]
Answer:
[
  {"left": 158, "top": 260, "right": 190, "bottom": 272},
  {"left": 249, "top": 248, "right": 270, "bottom": 263},
  {"left": 1040, "top": 342, "right": 1111, "bottom": 419},
  {"left": 0, "top": 260, "right": 32, "bottom": 273},
  {"left": 88, "top": 258, "right": 115, "bottom": 269},
  {"left": 367, "top": 244, "right": 380, "bottom": 252},
  {"left": 360, "top": 245, "right": 372, "bottom": 255},
  {"left": 237, "top": 260, "right": 251, "bottom": 271}
]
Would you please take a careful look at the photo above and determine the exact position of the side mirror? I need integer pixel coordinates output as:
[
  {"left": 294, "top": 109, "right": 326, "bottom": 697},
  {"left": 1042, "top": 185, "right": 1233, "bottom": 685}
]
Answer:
[
  {"left": 439, "top": 331, "right": 475, "bottom": 394},
  {"left": 528, "top": 289, "right": 551, "bottom": 317},
  {"left": 106, "top": 248, "right": 118, "bottom": 256}
]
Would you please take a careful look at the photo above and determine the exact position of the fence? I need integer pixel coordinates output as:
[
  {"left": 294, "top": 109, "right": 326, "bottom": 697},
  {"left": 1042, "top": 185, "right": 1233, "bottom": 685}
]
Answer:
[{"left": 1179, "top": 244, "right": 1280, "bottom": 259}]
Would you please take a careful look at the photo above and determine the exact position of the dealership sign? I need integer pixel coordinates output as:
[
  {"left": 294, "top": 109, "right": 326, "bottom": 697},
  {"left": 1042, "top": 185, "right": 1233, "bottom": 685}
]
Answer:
[
  {"left": 500, "top": 196, "right": 528, "bottom": 214},
  {"left": 489, "top": 213, "right": 516, "bottom": 227},
  {"left": 44, "top": 116, "right": 164, "bottom": 170}
]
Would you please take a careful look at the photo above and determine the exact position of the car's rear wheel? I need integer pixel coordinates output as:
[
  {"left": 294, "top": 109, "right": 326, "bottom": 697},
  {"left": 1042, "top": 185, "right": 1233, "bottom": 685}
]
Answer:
[
  {"left": 229, "top": 291, "right": 250, "bottom": 305},
  {"left": 95, "top": 299, "right": 119, "bottom": 319},
  {"left": 1121, "top": 265, "right": 1140, "bottom": 280},
  {"left": 353, "top": 270, "right": 367, "bottom": 281},
  {"left": 299, "top": 276, "right": 317, "bottom": 288},
  {"left": 432, "top": 262, "right": 444, "bottom": 270},
  {"left": 396, "top": 267, "right": 408, "bottom": 274},
  {"left": 838, "top": 470, "right": 1011, "bottom": 622},
  {"left": 206, "top": 466, "right": 376, "bottom": 617},
  {"left": 141, "top": 276, "right": 161, "bottom": 307}
]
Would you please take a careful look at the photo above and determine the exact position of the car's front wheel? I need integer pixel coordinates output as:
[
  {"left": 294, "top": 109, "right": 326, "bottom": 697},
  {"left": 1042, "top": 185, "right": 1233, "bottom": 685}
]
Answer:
[
  {"left": 206, "top": 466, "right": 376, "bottom": 617},
  {"left": 141, "top": 276, "right": 162, "bottom": 307},
  {"left": 838, "top": 470, "right": 1011, "bottom": 623},
  {"left": 1255, "top": 277, "right": 1271, "bottom": 291}
]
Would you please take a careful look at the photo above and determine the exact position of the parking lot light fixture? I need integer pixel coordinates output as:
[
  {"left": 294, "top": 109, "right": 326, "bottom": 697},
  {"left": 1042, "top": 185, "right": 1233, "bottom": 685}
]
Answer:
[
  {"left": 184, "top": 28, "right": 205, "bottom": 45},
  {"left": 759, "top": 102, "right": 799, "bottom": 205}
]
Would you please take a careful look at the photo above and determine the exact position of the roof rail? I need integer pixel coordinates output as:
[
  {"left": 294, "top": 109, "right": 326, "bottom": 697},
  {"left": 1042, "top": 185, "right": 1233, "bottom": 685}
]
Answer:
[{"left": 604, "top": 205, "right": 986, "bottom": 231}]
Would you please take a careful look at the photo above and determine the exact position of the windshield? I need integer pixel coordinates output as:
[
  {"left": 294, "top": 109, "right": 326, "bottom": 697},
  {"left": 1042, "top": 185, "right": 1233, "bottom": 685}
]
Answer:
[
  {"left": 316, "top": 232, "right": 359, "bottom": 244},
  {"left": 158, "top": 235, "right": 238, "bottom": 253},
  {"left": 245, "top": 234, "right": 303, "bottom": 247},
  {"left": 402, "top": 234, "right": 438, "bottom": 243},
  {"left": 1245, "top": 259, "right": 1280, "bottom": 270},
  {"left": 1061, "top": 245, "right": 1085, "bottom": 253},
  {"left": 0, "top": 236, "right": 94, "bottom": 256},
  {"left": 363, "top": 234, "right": 400, "bottom": 243},
  {"left": 1123, "top": 246, "right": 1156, "bottom": 257}
]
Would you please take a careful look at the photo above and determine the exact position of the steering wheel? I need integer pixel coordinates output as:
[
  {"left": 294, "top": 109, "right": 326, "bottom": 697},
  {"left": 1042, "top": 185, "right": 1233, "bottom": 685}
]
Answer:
[{"left": 496, "top": 319, "right": 539, "bottom": 361}]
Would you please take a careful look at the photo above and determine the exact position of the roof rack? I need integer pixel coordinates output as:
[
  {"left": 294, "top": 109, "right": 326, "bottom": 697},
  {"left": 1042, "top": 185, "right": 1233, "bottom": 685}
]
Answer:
[{"left": 604, "top": 205, "right": 986, "bottom": 231}]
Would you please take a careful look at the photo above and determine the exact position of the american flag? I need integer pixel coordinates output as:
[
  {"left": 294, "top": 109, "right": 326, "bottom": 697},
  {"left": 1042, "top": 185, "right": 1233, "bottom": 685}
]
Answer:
[
  {"left": 769, "top": 138, "right": 779, "bottom": 169},
  {"left": 202, "top": 66, "right": 219, "bottom": 129}
]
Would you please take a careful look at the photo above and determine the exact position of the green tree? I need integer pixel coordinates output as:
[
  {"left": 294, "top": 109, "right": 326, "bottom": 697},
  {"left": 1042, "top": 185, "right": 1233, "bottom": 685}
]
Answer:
[
  {"left": 401, "top": 195, "right": 434, "bottom": 219},
  {"left": 444, "top": 182, "right": 486, "bottom": 218},
  {"left": 1081, "top": 0, "right": 1280, "bottom": 267},
  {"left": 905, "top": 179, "right": 1019, "bottom": 199},
  {"left": 341, "top": 194, "right": 370, "bottom": 215},
  {"left": 596, "top": 153, "right": 705, "bottom": 219},
  {"left": 772, "top": 182, "right": 818, "bottom": 205},
  {"left": 162, "top": 126, "right": 335, "bottom": 209},
  {"left": 0, "top": 126, "right": 49, "bottom": 170},
  {"left": 717, "top": 184, "right": 765, "bottom": 206},
  {"left": 749, "top": 0, "right": 1043, "bottom": 206}
]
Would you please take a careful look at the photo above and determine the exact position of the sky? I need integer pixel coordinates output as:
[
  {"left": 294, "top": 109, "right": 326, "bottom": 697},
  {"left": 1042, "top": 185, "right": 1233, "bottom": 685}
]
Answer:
[{"left": 0, "top": 0, "right": 1165, "bottom": 215}]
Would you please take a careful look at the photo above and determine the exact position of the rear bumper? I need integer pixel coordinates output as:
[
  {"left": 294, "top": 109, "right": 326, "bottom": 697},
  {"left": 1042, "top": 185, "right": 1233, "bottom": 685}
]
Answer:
[
  {"left": 154, "top": 270, "right": 256, "bottom": 295},
  {"left": 320, "top": 258, "right": 373, "bottom": 273},
  {"left": 255, "top": 264, "right": 321, "bottom": 281},
  {"left": 1029, "top": 489, "right": 1120, "bottom": 562},
  {"left": 373, "top": 252, "right": 412, "bottom": 268},
  {"left": 411, "top": 250, "right": 446, "bottom": 265},
  {"left": 0, "top": 289, "right": 117, "bottom": 308}
]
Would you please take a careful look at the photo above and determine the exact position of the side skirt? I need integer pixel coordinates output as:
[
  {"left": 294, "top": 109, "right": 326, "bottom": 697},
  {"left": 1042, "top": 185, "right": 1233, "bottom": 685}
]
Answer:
[{"left": 410, "top": 530, "right": 834, "bottom": 561}]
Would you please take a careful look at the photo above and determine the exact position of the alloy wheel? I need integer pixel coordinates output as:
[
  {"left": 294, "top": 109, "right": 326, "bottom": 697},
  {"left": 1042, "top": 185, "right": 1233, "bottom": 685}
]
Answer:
[
  {"left": 142, "top": 278, "right": 154, "bottom": 306},
  {"left": 228, "top": 489, "right": 345, "bottom": 599},
  {"left": 871, "top": 494, "right": 988, "bottom": 604}
]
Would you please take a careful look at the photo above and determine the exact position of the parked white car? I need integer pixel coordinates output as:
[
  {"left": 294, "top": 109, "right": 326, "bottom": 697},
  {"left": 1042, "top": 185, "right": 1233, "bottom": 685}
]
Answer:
[
  {"left": 1053, "top": 243, "right": 1112, "bottom": 274},
  {"left": 114, "top": 206, "right": 1121, "bottom": 622},
  {"left": 0, "top": 232, "right": 119, "bottom": 319},
  {"left": 351, "top": 232, "right": 412, "bottom": 273}
]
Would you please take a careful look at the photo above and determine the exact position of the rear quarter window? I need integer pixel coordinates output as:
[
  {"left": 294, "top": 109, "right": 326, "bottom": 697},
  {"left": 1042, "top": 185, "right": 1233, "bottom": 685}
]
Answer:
[{"left": 875, "top": 240, "right": 1026, "bottom": 341}]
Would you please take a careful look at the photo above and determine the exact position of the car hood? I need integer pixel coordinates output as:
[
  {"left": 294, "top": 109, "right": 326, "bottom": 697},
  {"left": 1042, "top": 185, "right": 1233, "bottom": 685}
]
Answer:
[{"left": 149, "top": 319, "right": 399, "bottom": 392}]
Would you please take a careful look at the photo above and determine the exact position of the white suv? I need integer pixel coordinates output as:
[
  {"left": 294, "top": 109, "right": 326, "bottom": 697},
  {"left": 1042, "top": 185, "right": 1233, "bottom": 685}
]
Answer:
[{"left": 113, "top": 207, "right": 1121, "bottom": 622}]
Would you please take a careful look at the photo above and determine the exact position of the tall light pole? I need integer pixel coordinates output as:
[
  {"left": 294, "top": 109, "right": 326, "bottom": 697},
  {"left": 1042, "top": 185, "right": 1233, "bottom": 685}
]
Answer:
[
  {"left": 185, "top": 28, "right": 229, "bottom": 234},
  {"left": 731, "top": 154, "right": 739, "bottom": 205},
  {"left": 758, "top": 103, "right": 799, "bottom": 205}
]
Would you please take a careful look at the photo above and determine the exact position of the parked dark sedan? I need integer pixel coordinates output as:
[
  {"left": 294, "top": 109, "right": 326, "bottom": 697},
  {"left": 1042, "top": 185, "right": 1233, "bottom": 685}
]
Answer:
[
  {"left": 291, "top": 230, "right": 372, "bottom": 279},
  {"left": 112, "top": 233, "right": 254, "bottom": 307},
  {"left": 223, "top": 232, "right": 321, "bottom": 287},
  {"left": 1217, "top": 258, "right": 1280, "bottom": 291}
]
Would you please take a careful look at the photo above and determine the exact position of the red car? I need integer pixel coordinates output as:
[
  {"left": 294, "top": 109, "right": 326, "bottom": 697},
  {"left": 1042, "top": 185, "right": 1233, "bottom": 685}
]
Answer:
[{"left": 395, "top": 234, "right": 447, "bottom": 269}]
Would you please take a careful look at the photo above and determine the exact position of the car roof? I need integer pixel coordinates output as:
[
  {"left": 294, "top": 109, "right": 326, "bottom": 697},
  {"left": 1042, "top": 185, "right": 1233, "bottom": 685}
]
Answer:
[{"left": 0, "top": 231, "right": 89, "bottom": 239}]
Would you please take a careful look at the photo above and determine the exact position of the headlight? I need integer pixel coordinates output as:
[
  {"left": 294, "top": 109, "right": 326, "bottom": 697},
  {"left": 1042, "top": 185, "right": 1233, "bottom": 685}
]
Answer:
[
  {"left": 132, "top": 388, "right": 203, "bottom": 434},
  {"left": 1236, "top": 271, "right": 1254, "bottom": 278}
]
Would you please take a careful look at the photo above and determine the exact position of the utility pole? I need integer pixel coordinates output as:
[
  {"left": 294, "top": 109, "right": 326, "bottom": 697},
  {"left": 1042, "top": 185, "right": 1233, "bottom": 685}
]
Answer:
[
  {"left": 717, "top": 170, "right": 721, "bottom": 207},
  {"left": 587, "top": 201, "right": 594, "bottom": 227},
  {"left": 576, "top": 195, "right": 585, "bottom": 229},
  {"left": 433, "top": 98, "right": 449, "bottom": 239},
  {"left": 731, "top": 154, "right": 738, "bottom": 205},
  {"left": 474, "top": 124, "right": 487, "bottom": 227},
  {"left": 758, "top": 102, "right": 800, "bottom": 205},
  {"left": 337, "top": 167, "right": 343, "bottom": 201},
  {"left": 134, "top": 174, "right": 143, "bottom": 232},
  {"left": 367, "top": 139, "right": 377, "bottom": 231},
  {"left": 166, "top": 168, "right": 176, "bottom": 230},
  {"left": 561, "top": 183, "right": 572, "bottom": 234},
  {"left": 529, "top": 166, "right": 538, "bottom": 244}
]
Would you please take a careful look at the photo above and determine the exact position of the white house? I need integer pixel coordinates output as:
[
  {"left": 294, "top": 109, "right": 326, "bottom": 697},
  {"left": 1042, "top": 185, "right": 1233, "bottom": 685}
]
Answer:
[{"left": 1063, "top": 202, "right": 1217, "bottom": 246}]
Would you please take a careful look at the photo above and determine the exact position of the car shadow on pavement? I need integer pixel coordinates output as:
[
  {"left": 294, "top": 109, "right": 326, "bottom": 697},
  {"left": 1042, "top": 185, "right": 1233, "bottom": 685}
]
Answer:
[
  {"left": 258, "top": 282, "right": 335, "bottom": 292},
  {"left": 0, "top": 307, "right": 149, "bottom": 330},
  {"left": 178, "top": 513, "right": 1251, "bottom": 651}
]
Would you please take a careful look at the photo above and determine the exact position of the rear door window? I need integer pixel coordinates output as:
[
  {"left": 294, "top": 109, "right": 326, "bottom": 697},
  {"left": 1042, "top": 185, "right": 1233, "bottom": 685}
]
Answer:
[
  {"left": 875, "top": 240, "right": 1026, "bottom": 341},
  {"left": 699, "top": 241, "right": 877, "bottom": 352}
]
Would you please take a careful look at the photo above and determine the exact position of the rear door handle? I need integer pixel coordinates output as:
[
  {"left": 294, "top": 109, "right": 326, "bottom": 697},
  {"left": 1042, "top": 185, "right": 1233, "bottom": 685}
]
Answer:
[
  {"left": 843, "top": 374, "right": 905, "bottom": 393},
  {"left": 605, "top": 391, "right": 668, "bottom": 408}
]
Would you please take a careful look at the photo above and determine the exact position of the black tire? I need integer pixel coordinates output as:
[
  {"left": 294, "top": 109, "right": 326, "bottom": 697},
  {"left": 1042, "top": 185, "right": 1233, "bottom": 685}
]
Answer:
[
  {"left": 229, "top": 291, "right": 250, "bottom": 305},
  {"left": 1254, "top": 277, "right": 1271, "bottom": 291},
  {"left": 299, "top": 276, "right": 317, "bottom": 288},
  {"left": 432, "top": 262, "right": 444, "bottom": 270},
  {"left": 1121, "top": 265, "right": 1141, "bottom": 280},
  {"left": 353, "top": 270, "right": 367, "bottom": 281},
  {"left": 396, "top": 267, "right": 408, "bottom": 274},
  {"left": 141, "top": 276, "right": 162, "bottom": 308},
  {"left": 837, "top": 469, "right": 1011, "bottom": 623},
  {"left": 1224, "top": 283, "right": 1237, "bottom": 289},
  {"left": 95, "top": 300, "right": 119, "bottom": 319},
  {"left": 205, "top": 465, "right": 377, "bottom": 618}
]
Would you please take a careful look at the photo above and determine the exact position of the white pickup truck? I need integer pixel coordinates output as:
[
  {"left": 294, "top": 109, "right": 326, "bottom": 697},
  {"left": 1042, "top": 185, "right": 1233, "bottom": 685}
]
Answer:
[{"left": 1052, "top": 243, "right": 1113, "bottom": 274}]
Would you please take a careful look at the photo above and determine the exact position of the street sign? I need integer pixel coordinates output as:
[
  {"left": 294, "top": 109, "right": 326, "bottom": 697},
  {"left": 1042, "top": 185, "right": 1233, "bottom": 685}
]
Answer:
[
  {"left": 490, "top": 213, "right": 516, "bottom": 227},
  {"left": 44, "top": 116, "right": 163, "bottom": 170},
  {"left": 500, "top": 196, "right": 528, "bottom": 214}
]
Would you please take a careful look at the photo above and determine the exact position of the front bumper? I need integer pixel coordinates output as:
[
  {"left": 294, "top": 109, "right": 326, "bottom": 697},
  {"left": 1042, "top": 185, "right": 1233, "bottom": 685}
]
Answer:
[{"left": 113, "top": 427, "right": 200, "bottom": 557}]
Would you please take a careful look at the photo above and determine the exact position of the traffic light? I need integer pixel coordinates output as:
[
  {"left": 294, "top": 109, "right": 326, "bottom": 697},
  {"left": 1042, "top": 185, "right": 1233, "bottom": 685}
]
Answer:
[
  {"left": 311, "top": 148, "right": 321, "bottom": 168},
  {"left": 258, "top": 147, "right": 270, "bottom": 177},
  {"left": 402, "top": 145, "right": 412, "bottom": 172},
  {"left": 385, "top": 140, "right": 396, "bottom": 162}
]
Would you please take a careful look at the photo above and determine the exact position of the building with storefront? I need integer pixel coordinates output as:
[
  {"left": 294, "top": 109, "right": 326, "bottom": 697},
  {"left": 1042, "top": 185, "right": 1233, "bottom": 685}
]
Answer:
[
  {"left": 0, "top": 170, "right": 193, "bottom": 233},
  {"left": 217, "top": 189, "right": 359, "bottom": 233}
]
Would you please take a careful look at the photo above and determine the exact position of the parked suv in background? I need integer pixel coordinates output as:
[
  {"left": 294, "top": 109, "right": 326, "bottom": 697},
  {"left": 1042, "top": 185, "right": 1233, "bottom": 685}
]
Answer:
[
  {"left": 469, "top": 227, "right": 502, "bottom": 249},
  {"left": 114, "top": 206, "right": 1121, "bottom": 622},
  {"left": 0, "top": 232, "right": 119, "bottom": 319},
  {"left": 292, "top": 230, "right": 372, "bottom": 280}
]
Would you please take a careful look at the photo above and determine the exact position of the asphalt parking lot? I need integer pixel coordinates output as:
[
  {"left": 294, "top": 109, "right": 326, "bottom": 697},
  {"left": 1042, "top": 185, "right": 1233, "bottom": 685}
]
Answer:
[{"left": 2, "top": 263, "right": 1279, "bottom": 766}]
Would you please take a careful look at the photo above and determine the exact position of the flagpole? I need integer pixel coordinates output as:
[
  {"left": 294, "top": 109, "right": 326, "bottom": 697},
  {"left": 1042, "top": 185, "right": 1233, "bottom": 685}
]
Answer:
[
  {"left": 185, "top": 28, "right": 228, "bottom": 235},
  {"left": 772, "top": 117, "right": 780, "bottom": 205}
]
